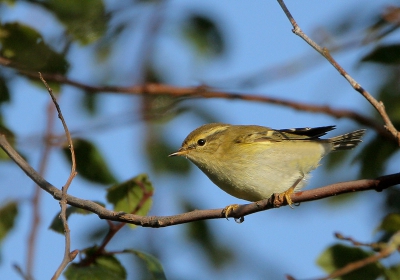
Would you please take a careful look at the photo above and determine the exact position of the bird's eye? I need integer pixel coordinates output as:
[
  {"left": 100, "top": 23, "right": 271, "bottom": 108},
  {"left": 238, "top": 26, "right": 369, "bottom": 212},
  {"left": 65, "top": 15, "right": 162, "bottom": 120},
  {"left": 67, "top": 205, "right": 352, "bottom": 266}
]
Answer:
[{"left": 197, "top": 139, "right": 206, "bottom": 146}]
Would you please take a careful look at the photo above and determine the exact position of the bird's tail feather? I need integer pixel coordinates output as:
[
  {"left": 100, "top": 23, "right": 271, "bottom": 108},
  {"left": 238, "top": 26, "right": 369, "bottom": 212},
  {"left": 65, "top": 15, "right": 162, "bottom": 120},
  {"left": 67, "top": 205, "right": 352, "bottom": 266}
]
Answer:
[{"left": 330, "top": 129, "right": 366, "bottom": 151}]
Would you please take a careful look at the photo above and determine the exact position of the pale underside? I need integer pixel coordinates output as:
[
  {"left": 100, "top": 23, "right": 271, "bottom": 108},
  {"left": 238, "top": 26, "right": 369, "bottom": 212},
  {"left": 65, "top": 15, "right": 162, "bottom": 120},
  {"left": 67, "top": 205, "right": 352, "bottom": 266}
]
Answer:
[{"left": 189, "top": 140, "right": 332, "bottom": 202}]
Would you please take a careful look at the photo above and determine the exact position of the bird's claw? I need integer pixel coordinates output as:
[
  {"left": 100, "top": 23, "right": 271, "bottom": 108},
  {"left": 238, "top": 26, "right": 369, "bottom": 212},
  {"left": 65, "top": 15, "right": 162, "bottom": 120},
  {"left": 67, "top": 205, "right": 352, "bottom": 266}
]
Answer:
[{"left": 222, "top": 204, "right": 240, "bottom": 220}]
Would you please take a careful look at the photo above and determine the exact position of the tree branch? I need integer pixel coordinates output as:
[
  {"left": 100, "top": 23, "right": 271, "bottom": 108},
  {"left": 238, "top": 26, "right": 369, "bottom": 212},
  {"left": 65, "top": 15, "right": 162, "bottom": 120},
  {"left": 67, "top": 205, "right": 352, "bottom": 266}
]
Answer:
[
  {"left": 0, "top": 57, "right": 390, "bottom": 140},
  {"left": 276, "top": 0, "right": 400, "bottom": 145},
  {"left": 1, "top": 134, "right": 399, "bottom": 228}
]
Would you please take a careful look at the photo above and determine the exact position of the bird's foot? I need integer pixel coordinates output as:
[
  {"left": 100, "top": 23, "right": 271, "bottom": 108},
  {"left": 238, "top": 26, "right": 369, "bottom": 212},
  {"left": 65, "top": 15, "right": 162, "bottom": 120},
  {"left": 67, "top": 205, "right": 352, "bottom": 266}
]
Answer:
[
  {"left": 222, "top": 204, "right": 240, "bottom": 220},
  {"left": 276, "top": 186, "right": 295, "bottom": 208}
]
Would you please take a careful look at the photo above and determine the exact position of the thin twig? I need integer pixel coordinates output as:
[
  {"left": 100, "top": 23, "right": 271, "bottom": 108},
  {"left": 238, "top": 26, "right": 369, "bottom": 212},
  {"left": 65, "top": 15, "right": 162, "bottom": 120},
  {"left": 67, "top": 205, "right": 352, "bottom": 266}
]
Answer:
[
  {"left": 1, "top": 134, "right": 399, "bottom": 228},
  {"left": 334, "top": 232, "right": 383, "bottom": 250},
  {"left": 26, "top": 102, "right": 55, "bottom": 279},
  {"left": 316, "top": 246, "right": 394, "bottom": 280},
  {"left": 276, "top": 0, "right": 400, "bottom": 144},
  {"left": 38, "top": 74, "right": 78, "bottom": 280}
]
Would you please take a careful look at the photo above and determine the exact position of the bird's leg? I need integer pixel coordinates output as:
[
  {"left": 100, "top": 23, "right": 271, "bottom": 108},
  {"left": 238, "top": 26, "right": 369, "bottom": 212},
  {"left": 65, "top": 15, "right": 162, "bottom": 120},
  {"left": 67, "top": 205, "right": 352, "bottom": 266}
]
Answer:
[
  {"left": 277, "top": 173, "right": 304, "bottom": 208},
  {"left": 222, "top": 204, "right": 240, "bottom": 220}
]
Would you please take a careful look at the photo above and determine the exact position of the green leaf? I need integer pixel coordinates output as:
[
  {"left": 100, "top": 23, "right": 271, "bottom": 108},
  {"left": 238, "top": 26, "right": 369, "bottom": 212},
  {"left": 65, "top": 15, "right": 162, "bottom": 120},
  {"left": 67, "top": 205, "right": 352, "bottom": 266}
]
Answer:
[
  {"left": 106, "top": 174, "right": 153, "bottom": 222},
  {"left": 64, "top": 253, "right": 126, "bottom": 280},
  {"left": 0, "top": 201, "right": 18, "bottom": 243},
  {"left": 361, "top": 45, "right": 400, "bottom": 64},
  {"left": 317, "top": 244, "right": 383, "bottom": 280},
  {"left": 376, "top": 213, "right": 400, "bottom": 235},
  {"left": 49, "top": 204, "right": 103, "bottom": 234},
  {"left": 43, "top": 0, "right": 108, "bottom": 45},
  {"left": 183, "top": 14, "right": 224, "bottom": 56},
  {"left": 0, "top": 77, "right": 10, "bottom": 104},
  {"left": 62, "top": 138, "right": 117, "bottom": 185},
  {"left": 124, "top": 249, "right": 167, "bottom": 280},
  {"left": 0, "top": 22, "right": 69, "bottom": 73}
]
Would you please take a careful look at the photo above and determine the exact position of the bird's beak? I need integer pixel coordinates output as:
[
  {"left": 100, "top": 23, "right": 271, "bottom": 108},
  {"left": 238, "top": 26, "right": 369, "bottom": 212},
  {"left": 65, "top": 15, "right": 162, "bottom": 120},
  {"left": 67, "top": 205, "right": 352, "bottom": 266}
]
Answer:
[{"left": 168, "top": 148, "right": 188, "bottom": 157}]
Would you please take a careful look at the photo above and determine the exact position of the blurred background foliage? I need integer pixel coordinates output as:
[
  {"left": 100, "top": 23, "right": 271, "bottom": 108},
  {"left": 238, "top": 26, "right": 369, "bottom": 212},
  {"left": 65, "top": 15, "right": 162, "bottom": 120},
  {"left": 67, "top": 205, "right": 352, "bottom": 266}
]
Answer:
[{"left": 0, "top": 1, "right": 400, "bottom": 279}]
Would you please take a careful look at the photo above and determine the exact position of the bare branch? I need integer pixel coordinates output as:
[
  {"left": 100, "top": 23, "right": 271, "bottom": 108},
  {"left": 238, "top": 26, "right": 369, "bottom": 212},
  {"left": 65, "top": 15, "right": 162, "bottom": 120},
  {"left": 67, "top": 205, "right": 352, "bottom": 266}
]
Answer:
[
  {"left": 0, "top": 58, "right": 389, "bottom": 139},
  {"left": 276, "top": 0, "right": 400, "bottom": 144},
  {"left": 1, "top": 134, "right": 399, "bottom": 228},
  {"left": 38, "top": 74, "right": 78, "bottom": 279},
  {"left": 334, "top": 232, "right": 384, "bottom": 250},
  {"left": 26, "top": 102, "right": 55, "bottom": 279}
]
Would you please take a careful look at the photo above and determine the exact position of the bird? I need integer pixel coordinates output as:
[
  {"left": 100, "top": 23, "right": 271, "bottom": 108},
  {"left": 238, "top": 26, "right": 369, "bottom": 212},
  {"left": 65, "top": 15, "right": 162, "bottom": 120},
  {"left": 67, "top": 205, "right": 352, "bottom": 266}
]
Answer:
[{"left": 170, "top": 123, "right": 366, "bottom": 217}]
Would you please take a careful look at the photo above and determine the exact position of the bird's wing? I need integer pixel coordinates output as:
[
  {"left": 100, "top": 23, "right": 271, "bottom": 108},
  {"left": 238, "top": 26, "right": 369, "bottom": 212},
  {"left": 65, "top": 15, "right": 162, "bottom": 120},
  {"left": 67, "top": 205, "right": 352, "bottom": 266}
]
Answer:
[
  {"left": 235, "top": 125, "right": 336, "bottom": 143},
  {"left": 277, "top": 125, "right": 336, "bottom": 139}
]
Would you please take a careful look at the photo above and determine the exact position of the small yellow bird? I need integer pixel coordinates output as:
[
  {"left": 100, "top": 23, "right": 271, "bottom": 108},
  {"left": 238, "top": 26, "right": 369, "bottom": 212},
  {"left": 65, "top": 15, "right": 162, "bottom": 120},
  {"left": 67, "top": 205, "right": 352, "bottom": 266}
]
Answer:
[{"left": 170, "top": 123, "right": 365, "bottom": 216}]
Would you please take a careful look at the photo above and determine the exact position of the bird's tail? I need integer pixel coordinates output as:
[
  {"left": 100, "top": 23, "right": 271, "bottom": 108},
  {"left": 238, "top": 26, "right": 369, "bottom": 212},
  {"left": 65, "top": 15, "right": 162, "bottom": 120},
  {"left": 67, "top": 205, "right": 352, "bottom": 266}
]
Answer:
[{"left": 330, "top": 129, "right": 366, "bottom": 151}]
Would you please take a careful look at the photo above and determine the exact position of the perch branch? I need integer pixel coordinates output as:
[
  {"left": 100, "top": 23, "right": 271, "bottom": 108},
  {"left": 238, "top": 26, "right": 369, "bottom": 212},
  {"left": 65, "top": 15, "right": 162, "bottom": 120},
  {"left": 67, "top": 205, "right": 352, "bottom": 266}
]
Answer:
[{"left": 1, "top": 134, "right": 399, "bottom": 228}]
